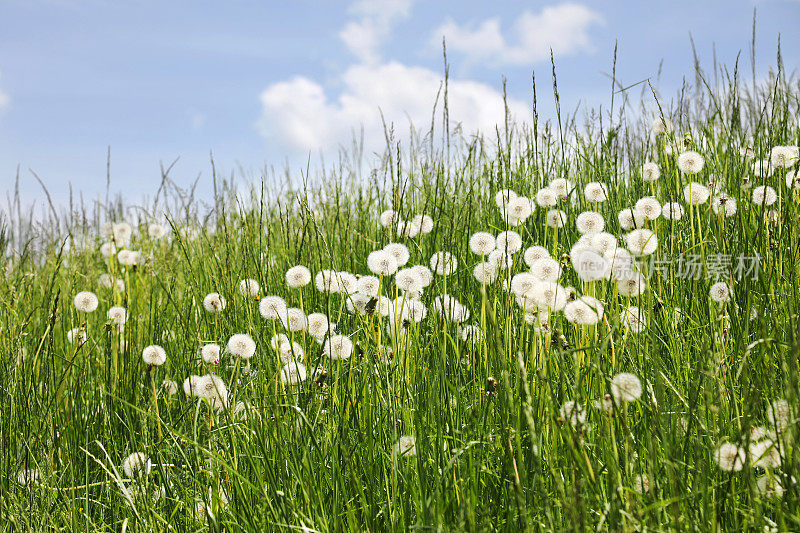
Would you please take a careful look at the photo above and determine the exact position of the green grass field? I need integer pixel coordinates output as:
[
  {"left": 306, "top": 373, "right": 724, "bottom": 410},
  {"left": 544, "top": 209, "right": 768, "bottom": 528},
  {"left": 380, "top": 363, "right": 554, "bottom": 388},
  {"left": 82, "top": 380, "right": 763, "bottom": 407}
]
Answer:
[{"left": 2, "top": 59, "right": 800, "bottom": 531}]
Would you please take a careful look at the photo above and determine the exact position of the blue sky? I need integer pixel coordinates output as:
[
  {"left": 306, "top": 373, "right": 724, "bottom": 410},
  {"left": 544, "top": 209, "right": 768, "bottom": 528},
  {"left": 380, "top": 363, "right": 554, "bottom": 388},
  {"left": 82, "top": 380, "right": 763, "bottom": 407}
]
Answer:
[{"left": 1, "top": 0, "right": 798, "bottom": 204}]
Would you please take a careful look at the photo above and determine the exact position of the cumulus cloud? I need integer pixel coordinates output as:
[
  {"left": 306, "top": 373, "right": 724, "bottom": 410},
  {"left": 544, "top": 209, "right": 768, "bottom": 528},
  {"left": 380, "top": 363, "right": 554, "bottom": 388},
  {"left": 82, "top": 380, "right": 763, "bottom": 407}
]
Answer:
[
  {"left": 431, "top": 3, "right": 603, "bottom": 66},
  {"left": 339, "top": 0, "right": 413, "bottom": 64},
  {"left": 257, "top": 62, "right": 529, "bottom": 156}
]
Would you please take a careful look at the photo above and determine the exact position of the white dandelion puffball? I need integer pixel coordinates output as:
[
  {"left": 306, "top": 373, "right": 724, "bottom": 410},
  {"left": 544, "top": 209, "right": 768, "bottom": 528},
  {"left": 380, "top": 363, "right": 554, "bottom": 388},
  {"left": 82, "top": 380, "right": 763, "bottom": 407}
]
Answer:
[
  {"left": 142, "top": 345, "right": 167, "bottom": 366},
  {"left": 106, "top": 306, "right": 127, "bottom": 326},
  {"left": 280, "top": 362, "right": 307, "bottom": 386},
  {"left": 367, "top": 250, "right": 398, "bottom": 276},
  {"left": 285, "top": 265, "right": 312, "bottom": 288},
  {"left": 634, "top": 197, "right": 661, "bottom": 221},
  {"left": 510, "top": 272, "right": 538, "bottom": 297},
  {"left": 202, "top": 293, "right": 226, "bottom": 313},
  {"left": 259, "top": 295, "right": 288, "bottom": 319},
  {"left": 530, "top": 257, "right": 562, "bottom": 282},
  {"left": 196, "top": 374, "right": 228, "bottom": 409},
  {"left": 495, "top": 189, "right": 517, "bottom": 209},
  {"left": 750, "top": 439, "right": 782, "bottom": 469},
  {"left": 771, "top": 145, "right": 799, "bottom": 168},
  {"left": 74, "top": 291, "right": 99, "bottom": 313},
  {"left": 315, "top": 270, "right": 339, "bottom": 292},
  {"left": 575, "top": 211, "right": 604, "bottom": 234},
  {"left": 395, "top": 268, "right": 423, "bottom": 293},
  {"left": 785, "top": 170, "right": 800, "bottom": 190},
  {"left": 67, "top": 327, "right": 87, "bottom": 345},
  {"left": 379, "top": 209, "right": 397, "bottom": 228},
  {"left": 524, "top": 245, "right": 550, "bottom": 266},
  {"left": 709, "top": 282, "right": 731, "bottom": 303},
  {"left": 148, "top": 223, "right": 167, "bottom": 239},
  {"left": 384, "top": 243, "right": 411, "bottom": 267},
  {"left": 652, "top": 116, "right": 673, "bottom": 135},
  {"left": 662, "top": 202, "right": 685, "bottom": 221},
  {"left": 752, "top": 185, "right": 777, "bottom": 206},
  {"left": 324, "top": 335, "right": 354, "bottom": 360},
  {"left": 641, "top": 162, "right": 661, "bottom": 181},
  {"left": 394, "top": 435, "right": 417, "bottom": 458},
  {"left": 545, "top": 209, "right": 567, "bottom": 228},
  {"left": 617, "top": 208, "right": 646, "bottom": 230},
  {"left": 683, "top": 182, "right": 710, "bottom": 205},
  {"left": 496, "top": 231, "right": 523, "bottom": 254},
  {"left": 711, "top": 194, "right": 737, "bottom": 216},
  {"left": 161, "top": 379, "right": 179, "bottom": 395},
  {"left": 472, "top": 262, "right": 498, "bottom": 284},
  {"left": 756, "top": 475, "right": 784, "bottom": 498},
  {"left": 564, "top": 300, "right": 600, "bottom": 325},
  {"left": 559, "top": 401, "right": 587, "bottom": 427},
  {"left": 469, "top": 232, "right": 496, "bottom": 255},
  {"left": 357, "top": 275, "right": 381, "bottom": 297},
  {"left": 396, "top": 220, "right": 420, "bottom": 239},
  {"left": 412, "top": 214, "right": 434, "bottom": 234},
  {"left": 611, "top": 373, "right": 643, "bottom": 402},
  {"left": 504, "top": 196, "right": 534, "bottom": 223},
  {"left": 277, "top": 340, "right": 304, "bottom": 364},
  {"left": 714, "top": 443, "right": 746, "bottom": 472},
  {"left": 589, "top": 232, "right": 618, "bottom": 255},
  {"left": 571, "top": 249, "right": 610, "bottom": 282},
  {"left": 111, "top": 222, "right": 133, "bottom": 246},
  {"left": 430, "top": 251, "right": 457, "bottom": 276},
  {"left": 122, "top": 452, "right": 151, "bottom": 478},
  {"left": 549, "top": 178, "right": 575, "bottom": 197},
  {"left": 201, "top": 343, "right": 221, "bottom": 364},
  {"left": 281, "top": 307, "right": 308, "bottom": 332},
  {"left": 767, "top": 399, "right": 792, "bottom": 431},
  {"left": 227, "top": 334, "right": 256, "bottom": 359},
  {"left": 677, "top": 151, "right": 705, "bottom": 174},
  {"left": 531, "top": 281, "right": 568, "bottom": 311},
  {"left": 536, "top": 187, "right": 558, "bottom": 207},
  {"left": 306, "top": 313, "right": 330, "bottom": 338},
  {"left": 238, "top": 278, "right": 260, "bottom": 297},
  {"left": 100, "top": 241, "right": 117, "bottom": 257},
  {"left": 584, "top": 182, "right": 609, "bottom": 202},
  {"left": 625, "top": 229, "right": 658, "bottom": 256},
  {"left": 623, "top": 306, "right": 647, "bottom": 333},
  {"left": 460, "top": 325, "right": 482, "bottom": 344},
  {"left": 616, "top": 273, "right": 647, "bottom": 297}
]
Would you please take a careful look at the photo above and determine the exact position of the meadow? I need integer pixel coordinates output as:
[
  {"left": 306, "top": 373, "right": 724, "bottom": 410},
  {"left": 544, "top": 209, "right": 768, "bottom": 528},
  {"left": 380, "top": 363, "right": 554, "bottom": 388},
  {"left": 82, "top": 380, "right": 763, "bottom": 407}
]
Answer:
[{"left": 1, "top": 58, "right": 800, "bottom": 531}]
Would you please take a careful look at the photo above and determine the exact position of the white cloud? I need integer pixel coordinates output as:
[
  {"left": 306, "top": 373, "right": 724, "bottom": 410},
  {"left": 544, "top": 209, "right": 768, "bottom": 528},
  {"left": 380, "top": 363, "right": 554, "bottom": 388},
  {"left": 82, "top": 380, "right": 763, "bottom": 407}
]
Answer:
[
  {"left": 339, "top": 0, "right": 413, "bottom": 64},
  {"left": 431, "top": 3, "right": 603, "bottom": 66},
  {"left": 257, "top": 62, "right": 529, "bottom": 156}
]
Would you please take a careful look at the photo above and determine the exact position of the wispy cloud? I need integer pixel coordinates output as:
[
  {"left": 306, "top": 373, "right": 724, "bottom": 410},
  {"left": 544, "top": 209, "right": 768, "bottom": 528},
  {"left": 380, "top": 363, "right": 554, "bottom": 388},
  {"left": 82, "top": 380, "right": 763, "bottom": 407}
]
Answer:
[{"left": 430, "top": 3, "right": 603, "bottom": 66}]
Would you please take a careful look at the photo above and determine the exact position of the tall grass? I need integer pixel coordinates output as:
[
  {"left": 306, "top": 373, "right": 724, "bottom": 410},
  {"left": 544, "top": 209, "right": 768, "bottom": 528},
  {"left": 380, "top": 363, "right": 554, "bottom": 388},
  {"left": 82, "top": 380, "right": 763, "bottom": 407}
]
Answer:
[{"left": 1, "top": 53, "right": 800, "bottom": 531}]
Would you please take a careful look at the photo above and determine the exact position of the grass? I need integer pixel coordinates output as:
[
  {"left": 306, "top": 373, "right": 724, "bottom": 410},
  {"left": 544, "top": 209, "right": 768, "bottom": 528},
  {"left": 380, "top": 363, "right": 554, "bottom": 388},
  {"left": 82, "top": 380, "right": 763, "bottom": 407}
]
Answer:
[{"left": 1, "top": 53, "right": 800, "bottom": 532}]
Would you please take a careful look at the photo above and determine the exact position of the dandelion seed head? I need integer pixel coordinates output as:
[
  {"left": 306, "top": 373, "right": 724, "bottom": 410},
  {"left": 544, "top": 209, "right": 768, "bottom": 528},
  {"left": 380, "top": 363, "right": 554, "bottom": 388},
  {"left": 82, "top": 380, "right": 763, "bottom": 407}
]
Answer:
[
  {"left": 227, "top": 334, "right": 256, "bottom": 359},
  {"left": 677, "top": 150, "right": 705, "bottom": 174},
  {"left": 430, "top": 251, "right": 458, "bottom": 276},
  {"left": 74, "top": 291, "right": 99, "bottom": 313},
  {"left": 641, "top": 162, "right": 661, "bottom": 182},
  {"left": 202, "top": 293, "right": 226, "bottom": 313},
  {"left": 259, "top": 296, "right": 288, "bottom": 319},
  {"left": 536, "top": 187, "right": 558, "bottom": 207},
  {"left": 367, "top": 250, "right": 398, "bottom": 276},
  {"left": 611, "top": 373, "right": 642, "bottom": 402},
  {"left": 634, "top": 197, "right": 661, "bottom": 221},
  {"left": 469, "top": 232, "right": 496, "bottom": 256},
  {"left": 576, "top": 211, "right": 605, "bottom": 234},
  {"left": 238, "top": 278, "right": 260, "bottom": 297},
  {"left": 683, "top": 182, "right": 711, "bottom": 205},
  {"left": 324, "top": 334, "right": 354, "bottom": 360},
  {"left": 122, "top": 452, "right": 151, "bottom": 478},
  {"left": 142, "top": 345, "right": 167, "bottom": 366},
  {"left": 384, "top": 242, "right": 411, "bottom": 267},
  {"left": 584, "top": 181, "right": 609, "bottom": 202},
  {"left": 715, "top": 442, "right": 746, "bottom": 471},
  {"left": 200, "top": 343, "right": 220, "bottom": 364},
  {"left": 752, "top": 185, "right": 777, "bottom": 206}
]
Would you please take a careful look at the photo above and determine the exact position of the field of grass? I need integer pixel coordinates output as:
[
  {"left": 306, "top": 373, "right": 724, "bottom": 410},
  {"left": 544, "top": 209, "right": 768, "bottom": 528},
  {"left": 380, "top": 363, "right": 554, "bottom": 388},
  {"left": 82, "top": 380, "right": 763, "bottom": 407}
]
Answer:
[{"left": 2, "top": 59, "right": 800, "bottom": 531}]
